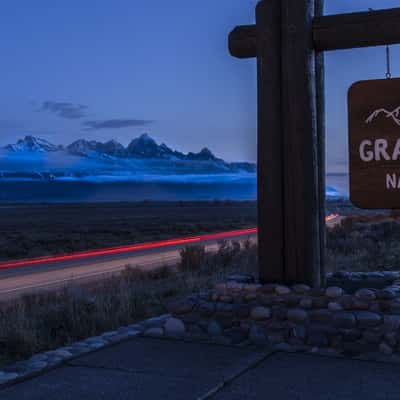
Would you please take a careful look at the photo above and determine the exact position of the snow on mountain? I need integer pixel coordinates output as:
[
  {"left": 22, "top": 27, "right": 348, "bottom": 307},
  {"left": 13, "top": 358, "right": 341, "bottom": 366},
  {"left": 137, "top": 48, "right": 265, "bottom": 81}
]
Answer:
[
  {"left": 5, "top": 136, "right": 61, "bottom": 153},
  {"left": 67, "top": 139, "right": 125, "bottom": 157},
  {"left": 1, "top": 134, "right": 257, "bottom": 180},
  {"left": 127, "top": 133, "right": 173, "bottom": 158}
]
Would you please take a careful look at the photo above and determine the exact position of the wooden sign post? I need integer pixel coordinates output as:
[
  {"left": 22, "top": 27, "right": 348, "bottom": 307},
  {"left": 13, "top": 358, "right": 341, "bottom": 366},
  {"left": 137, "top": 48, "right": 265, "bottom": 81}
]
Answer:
[
  {"left": 229, "top": 2, "right": 400, "bottom": 286},
  {"left": 349, "top": 78, "right": 400, "bottom": 209}
]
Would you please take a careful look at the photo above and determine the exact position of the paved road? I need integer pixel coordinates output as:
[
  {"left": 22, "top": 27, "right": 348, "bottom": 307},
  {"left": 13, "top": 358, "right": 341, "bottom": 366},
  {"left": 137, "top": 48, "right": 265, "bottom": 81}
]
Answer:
[
  {"left": 0, "top": 230, "right": 257, "bottom": 300},
  {"left": 1, "top": 337, "right": 399, "bottom": 399},
  {"left": 0, "top": 215, "right": 340, "bottom": 300}
]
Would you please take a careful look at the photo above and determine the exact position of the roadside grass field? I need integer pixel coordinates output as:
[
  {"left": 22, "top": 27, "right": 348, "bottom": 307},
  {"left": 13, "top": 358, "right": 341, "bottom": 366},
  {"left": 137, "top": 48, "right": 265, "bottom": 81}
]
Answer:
[{"left": 0, "top": 201, "right": 257, "bottom": 261}]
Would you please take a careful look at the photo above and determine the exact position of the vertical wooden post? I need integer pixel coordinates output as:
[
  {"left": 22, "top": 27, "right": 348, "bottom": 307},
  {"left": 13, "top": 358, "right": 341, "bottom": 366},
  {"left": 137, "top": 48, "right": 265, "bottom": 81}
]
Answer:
[
  {"left": 256, "top": 0, "right": 284, "bottom": 283},
  {"left": 281, "top": 0, "right": 321, "bottom": 286},
  {"left": 316, "top": 0, "right": 327, "bottom": 287}
]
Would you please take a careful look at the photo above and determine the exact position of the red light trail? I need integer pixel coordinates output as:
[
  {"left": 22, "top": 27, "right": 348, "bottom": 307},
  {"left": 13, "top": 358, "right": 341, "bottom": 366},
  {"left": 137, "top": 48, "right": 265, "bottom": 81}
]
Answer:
[
  {"left": 0, "top": 228, "right": 257, "bottom": 270},
  {"left": 0, "top": 215, "right": 339, "bottom": 271}
]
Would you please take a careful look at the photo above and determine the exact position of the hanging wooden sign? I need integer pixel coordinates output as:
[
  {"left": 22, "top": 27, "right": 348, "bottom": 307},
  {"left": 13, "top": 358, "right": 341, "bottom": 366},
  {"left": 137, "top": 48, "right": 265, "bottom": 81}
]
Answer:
[{"left": 349, "top": 78, "right": 400, "bottom": 209}]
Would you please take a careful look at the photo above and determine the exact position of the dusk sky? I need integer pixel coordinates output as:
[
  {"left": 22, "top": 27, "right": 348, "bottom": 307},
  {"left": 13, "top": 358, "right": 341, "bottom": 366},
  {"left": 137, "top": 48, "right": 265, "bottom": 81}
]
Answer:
[{"left": 1, "top": 0, "right": 400, "bottom": 171}]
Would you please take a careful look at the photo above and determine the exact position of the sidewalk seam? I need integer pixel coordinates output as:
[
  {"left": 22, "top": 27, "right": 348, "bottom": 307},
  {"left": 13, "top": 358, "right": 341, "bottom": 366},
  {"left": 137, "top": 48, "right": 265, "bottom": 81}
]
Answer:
[{"left": 196, "top": 348, "right": 277, "bottom": 400}]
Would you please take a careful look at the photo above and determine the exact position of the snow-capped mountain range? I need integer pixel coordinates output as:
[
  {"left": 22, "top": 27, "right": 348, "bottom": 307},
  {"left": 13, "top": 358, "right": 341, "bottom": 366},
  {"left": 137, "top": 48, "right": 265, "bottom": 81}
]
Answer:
[{"left": 0, "top": 134, "right": 256, "bottom": 182}]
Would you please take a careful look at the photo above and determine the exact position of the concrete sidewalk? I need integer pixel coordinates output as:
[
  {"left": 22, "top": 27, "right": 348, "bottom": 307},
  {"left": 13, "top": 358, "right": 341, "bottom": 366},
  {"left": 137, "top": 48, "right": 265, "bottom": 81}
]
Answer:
[{"left": 1, "top": 337, "right": 400, "bottom": 399}]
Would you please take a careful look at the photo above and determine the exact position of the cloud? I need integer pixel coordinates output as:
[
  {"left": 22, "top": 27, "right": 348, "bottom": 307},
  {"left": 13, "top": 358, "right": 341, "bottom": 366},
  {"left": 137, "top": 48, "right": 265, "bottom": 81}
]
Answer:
[
  {"left": 40, "top": 101, "right": 88, "bottom": 119},
  {"left": 82, "top": 119, "right": 153, "bottom": 130}
]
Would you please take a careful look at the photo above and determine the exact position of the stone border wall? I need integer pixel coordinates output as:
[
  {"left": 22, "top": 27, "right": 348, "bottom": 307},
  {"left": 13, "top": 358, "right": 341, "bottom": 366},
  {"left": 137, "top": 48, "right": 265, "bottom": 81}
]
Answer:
[
  {"left": 2, "top": 271, "right": 400, "bottom": 388},
  {"left": 165, "top": 272, "right": 400, "bottom": 359}
]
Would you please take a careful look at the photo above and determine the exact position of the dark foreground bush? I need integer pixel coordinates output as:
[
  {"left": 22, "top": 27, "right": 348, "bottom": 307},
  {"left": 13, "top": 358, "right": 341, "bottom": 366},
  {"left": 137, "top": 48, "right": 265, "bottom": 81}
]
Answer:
[
  {"left": 326, "top": 218, "right": 400, "bottom": 272},
  {"left": 179, "top": 246, "right": 206, "bottom": 272},
  {"left": 0, "top": 241, "right": 257, "bottom": 367}
]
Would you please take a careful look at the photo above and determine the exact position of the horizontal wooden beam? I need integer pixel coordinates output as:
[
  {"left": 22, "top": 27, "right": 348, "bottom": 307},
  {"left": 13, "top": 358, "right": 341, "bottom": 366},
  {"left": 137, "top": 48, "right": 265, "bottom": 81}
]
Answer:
[
  {"left": 228, "top": 7, "right": 400, "bottom": 58},
  {"left": 313, "top": 7, "right": 400, "bottom": 51}
]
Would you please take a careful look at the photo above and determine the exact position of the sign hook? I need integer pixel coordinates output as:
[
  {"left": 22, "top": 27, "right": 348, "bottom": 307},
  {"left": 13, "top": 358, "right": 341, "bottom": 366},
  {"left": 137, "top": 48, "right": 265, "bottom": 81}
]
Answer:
[
  {"left": 386, "top": 45, "right": 392, "bottom": 79},
  {"left": 369, "top": 7, "right": 392, "bottom": 79}
]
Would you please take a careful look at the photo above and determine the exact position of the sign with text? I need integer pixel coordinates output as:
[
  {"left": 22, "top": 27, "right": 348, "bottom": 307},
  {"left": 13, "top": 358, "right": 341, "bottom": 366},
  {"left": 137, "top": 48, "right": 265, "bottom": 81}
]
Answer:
[{"left": 349, "top": 78, "right": 400, "bottom": 208}]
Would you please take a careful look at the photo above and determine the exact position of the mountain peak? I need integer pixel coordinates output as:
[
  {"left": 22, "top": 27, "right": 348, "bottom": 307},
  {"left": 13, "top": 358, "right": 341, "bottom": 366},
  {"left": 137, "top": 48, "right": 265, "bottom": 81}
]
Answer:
[
  {"left": 67, "top": 138, "right": 125, "bottom": 157},
  {"left": 199, "top": 147, "right": 214, "bottom": 158},
  {"left": 187, "top": 147, "right": 218, "bottom": 161},
  {"left": 5, "top": 135, "right": 60, "bottom": 152},
  {"left": 127, "top": 133, "right": 173, "bottom": 158},
  {"left": 139, "top": 133, "right": 152, "bottom": 141}
]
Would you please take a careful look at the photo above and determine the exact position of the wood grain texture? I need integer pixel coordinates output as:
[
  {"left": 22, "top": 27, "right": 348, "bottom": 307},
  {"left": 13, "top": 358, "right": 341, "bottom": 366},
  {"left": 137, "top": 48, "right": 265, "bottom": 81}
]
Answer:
[
  {"left": 313, "top": 8, "right": 400, "bottom": 51},
  {"left": 229, "top": 8, "right": 400, "bottom": 57},
  {"left": 256, "top": 0, "right": 284, "bottom": 283},
  {"left": 316, "top": 0, "right": 326, "bottom": 286},
  {"left": 281, "top": 0, "right": 321, "bottom": 286}
]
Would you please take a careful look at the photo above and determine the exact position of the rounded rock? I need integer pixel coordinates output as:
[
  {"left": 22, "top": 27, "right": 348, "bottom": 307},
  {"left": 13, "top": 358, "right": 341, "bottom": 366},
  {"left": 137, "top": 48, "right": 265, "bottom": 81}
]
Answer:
[
  {"left": 362, "top": 331, "right": 383, "bottom": 344},
  {"left": 380, "top": 342, "right": 393, "bottom": 355},
  {"left": 88, "top": 341, "right": 107, "bottom": 349},
  {"left": 219, "top": 295, "right": 233, "bottom": 303},
  {"left": 164, "top": 318, "right": 186, "bottom": 337},
  {"left": 226, "top": 282, "right": 244, "bottom": 291},
  {"left": 384, "top": 332, "right": 397, "bottom": 347},
  {"left": 328, "top": 302, "right": 343, "bottom": 311},
  {"left": 309, "top": 309, "right": 332, "bottom": 323},
  {"left": 275, "top": 285, "right": 291, "bottom": 295},
  {"left": 250, "top": 306, "right": 271, "bottom": 320},
  {"left": 29, "top": 354, "right": 48, "bottom": 363},
  {"left": 0, "top": 372, "right": 19, "bottom": 384},
  {"left": 28, "top": 361, "right": 48, "bottom": 370},
  {"left": 290, "top": 325, "right": 307, "bottom": 340},
  {"left": 143, "top": 314, "right": 171, "bottom": 328},
  {"left": 313, "top": 297, "right": 329, "bottom": 308},
  {"left": 292, "top": 284, "right": 311, "bottom": 294},
  {"left": 243, "top": 284, "right": 262, "bottom": 293},
  {"left": 226, "top": 274, "right": 254, "bottom": 284},
  {"left": 353, "top": 300, "right": 370, "bottom": 311},
  {"left": 308, "top": 332, "right": 329, "bottom": 347},
  {"left": 338, "top": 295, "right": 354, "bottom": 310},
  {"left": 333, "top": 312, "right": 356, "bottom": 329},
  {"left": 388, "top": 300, "right": 400, "bottom": 313},
  {"left": 48, "top": 350, "right": 72, "bottom": 359},
  {"left": 215, "top": 282, "right": 227, "bottom": 290},
  {"left": 355, "top": 289, "right": 376, "bottom": 301},
  {"left": 299, "top": 297, "right": 313, "bottom": 309},
  {"left": 383, "top": 314, "right": 400, "bottom": 330},
  {"left": 377, "top": 289, "right": 398, "bottom": 300},
  {"left": 208, "top": 320, "right": 222, "bottom": 336},
  {"left": 102, "top": 330, "right": 119, "bottom": 339},
  {"left": 85, "top": 336, "right": 104, "bottom": 344},
  {"left": 355, "top": 311, "right": 382, "bottom": 328},
  {"left": 245, "top": 293, "right": 257, "bottom": 302},
  {"left": 340, "top": 328, "right": 361, "bottom": 342},
  {"left": 143, "top": 327, "right": 164, "bottom": 338},
  {"left": 249, "top": 325, "right": 268, "bottom": 345},
  {"left": 287, "top": 308, "right": 308, "bottom": 323},
  {"left": 325, "top": 287, "right": 344, "bottom": 299}
]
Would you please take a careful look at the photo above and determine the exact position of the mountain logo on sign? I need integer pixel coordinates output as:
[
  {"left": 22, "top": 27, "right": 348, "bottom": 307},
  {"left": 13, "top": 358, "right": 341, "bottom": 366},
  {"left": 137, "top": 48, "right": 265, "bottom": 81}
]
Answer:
[{"left": 366, "top": 106, "right": 400, "bottom": 126}]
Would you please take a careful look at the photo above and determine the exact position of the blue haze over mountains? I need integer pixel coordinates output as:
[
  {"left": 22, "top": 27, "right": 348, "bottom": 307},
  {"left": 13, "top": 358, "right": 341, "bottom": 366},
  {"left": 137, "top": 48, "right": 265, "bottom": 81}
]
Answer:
[
  {"left": 0, "top": 134, "right": 342, "bottom": 202},
  {"left": 1, "top": 133, "right": 255, "bottom": 180}
]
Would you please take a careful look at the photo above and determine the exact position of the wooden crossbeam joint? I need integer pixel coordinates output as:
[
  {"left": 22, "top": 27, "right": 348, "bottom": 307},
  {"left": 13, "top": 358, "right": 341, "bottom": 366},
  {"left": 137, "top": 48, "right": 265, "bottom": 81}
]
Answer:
[
  {"left": 229, "top": 7, "right": 400, "bottom": 59},
  {"left": 228, "top": 25, "right": 256, "bottom": 59}
]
